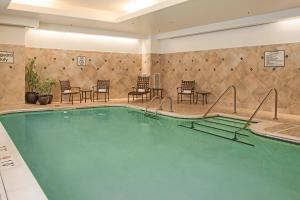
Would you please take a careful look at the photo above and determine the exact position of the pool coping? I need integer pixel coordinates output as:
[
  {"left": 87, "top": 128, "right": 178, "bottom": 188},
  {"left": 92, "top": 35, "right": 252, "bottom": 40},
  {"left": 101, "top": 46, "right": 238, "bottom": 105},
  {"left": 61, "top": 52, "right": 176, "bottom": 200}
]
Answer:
[{"left": 0, "top": 104, "right": 299, "bottom": 200}]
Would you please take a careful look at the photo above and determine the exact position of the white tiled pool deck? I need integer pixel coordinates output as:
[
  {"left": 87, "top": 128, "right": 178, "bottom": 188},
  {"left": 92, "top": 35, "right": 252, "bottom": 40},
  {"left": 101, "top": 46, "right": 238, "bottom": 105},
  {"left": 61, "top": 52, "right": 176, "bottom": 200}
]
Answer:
[{"left": 0, "top": 99, "right": 300, "bottom": 199}]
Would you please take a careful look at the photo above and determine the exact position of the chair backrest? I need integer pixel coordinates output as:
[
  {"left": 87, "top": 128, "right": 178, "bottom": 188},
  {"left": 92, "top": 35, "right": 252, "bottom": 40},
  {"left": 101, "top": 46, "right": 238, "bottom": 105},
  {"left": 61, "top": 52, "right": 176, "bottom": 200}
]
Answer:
[
  {"left": 137, "top": 76, "right": 150, "bottom": 90},
  {"left": 181, "top": 80, "right": 195, "bottom": 91},
  {"left": 59, "top": 80, "right": 71, "bottom": 91},
  {"left": 97, "top": 80, "right": 110, "bottom": 90}
]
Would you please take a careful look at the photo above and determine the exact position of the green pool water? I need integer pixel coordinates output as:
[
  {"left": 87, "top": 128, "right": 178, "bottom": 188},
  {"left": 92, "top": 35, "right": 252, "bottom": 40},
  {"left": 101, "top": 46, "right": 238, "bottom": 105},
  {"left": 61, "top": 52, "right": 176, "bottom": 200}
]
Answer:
[{"left": 1, "top": 107, "right": 300, "bottom": 200}]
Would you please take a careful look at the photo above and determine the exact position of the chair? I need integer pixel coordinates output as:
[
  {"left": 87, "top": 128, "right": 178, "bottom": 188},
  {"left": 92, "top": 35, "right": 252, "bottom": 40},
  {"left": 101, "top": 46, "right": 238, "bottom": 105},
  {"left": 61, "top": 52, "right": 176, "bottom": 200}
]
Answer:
[
  {"left": 59, "top": 80, "right": 81, "bottom": 104},
  {"left": 177, "top": 80, "right": 195, "bottom": 104},
  {"left": 128, "top": 76, "right": 150, "bottom": 103},
  {"left": 93, "top": 80, "right": 110, "bottom": 102}
]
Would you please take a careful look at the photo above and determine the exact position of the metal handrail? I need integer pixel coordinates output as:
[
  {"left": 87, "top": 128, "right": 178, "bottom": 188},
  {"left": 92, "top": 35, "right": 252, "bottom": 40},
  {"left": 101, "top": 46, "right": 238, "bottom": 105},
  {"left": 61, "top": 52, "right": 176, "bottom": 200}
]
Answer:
[
  {"left": 203, "top": 85, "right": 237, "bottom": 118},
  {"left": 156, "top": 96, "right": 173, "bottom": 114},
  {"left": 145, "top": 96, "right": 162, "bottom": 114},
  {"left": 243, "top": 88, "right": 278, "bottom": 129}
]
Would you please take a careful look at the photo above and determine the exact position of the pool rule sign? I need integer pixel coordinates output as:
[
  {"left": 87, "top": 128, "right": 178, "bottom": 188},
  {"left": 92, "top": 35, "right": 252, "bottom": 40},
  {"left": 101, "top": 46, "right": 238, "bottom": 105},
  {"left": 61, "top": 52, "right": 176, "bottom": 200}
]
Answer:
[
  {"left": 0, "top": 51, "right": 14, "bottom": 64},
  {"left": 264, "top": 50, "right": 285, "bottom": 67}
]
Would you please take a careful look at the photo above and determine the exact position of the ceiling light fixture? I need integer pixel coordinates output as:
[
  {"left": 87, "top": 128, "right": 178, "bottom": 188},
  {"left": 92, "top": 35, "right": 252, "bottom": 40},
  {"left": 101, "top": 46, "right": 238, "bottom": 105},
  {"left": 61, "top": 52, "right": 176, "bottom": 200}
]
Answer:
[
  {"left": 123, "top": 0, "right": 156, "bottom": 13},
  {"left": 11, "top": 0, "right": 52, "bottom": 7}
]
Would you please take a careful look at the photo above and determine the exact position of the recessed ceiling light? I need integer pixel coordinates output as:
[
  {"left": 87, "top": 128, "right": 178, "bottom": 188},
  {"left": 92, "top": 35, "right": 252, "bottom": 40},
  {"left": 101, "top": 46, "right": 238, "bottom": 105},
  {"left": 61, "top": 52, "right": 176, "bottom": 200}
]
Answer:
[
  {"left": 123, "top": 0, "right": 156, "bottom": 13},
  {"left": 11, "top": 0, "right": 52, "bottom": 7}
]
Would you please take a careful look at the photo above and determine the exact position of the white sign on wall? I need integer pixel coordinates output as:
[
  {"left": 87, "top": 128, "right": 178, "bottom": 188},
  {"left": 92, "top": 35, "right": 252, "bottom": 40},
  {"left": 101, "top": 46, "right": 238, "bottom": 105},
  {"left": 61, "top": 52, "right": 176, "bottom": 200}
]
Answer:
[
  {"left": 0, "top": 51, "right": 14, "bottom": 64},
  {"left": 77, "top": 56, "right": 86, "bottom": 66},
  {"left": 264, "top": 50, "right": 285, "bottom": 67}
]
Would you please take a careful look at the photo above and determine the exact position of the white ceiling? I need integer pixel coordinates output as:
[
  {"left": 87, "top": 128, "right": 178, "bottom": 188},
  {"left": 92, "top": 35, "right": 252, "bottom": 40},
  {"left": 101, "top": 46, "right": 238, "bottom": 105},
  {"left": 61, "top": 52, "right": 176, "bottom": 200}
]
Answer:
[{"left": 1, "top": 0, "right": 300, "bottom": 36}]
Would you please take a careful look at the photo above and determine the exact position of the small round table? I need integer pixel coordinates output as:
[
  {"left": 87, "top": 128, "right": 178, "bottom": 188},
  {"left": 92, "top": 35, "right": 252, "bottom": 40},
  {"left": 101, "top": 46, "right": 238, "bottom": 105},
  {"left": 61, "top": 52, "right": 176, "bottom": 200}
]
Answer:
[
  {"left": 150, "top": 88, "right": 163, "bottom": 99},
  {"left": 196, "top": 91, "right": 211, "bottom": 105},
  {"left": 80, "top": 89, "right": 93, "bottom": 103}
]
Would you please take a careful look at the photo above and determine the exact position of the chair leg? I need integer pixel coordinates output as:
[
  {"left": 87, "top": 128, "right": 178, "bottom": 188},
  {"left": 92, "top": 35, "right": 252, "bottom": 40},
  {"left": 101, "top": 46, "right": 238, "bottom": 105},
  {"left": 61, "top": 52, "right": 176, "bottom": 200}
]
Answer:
[
  {"left": 181, "top": 94, "right": 182, "bottom": 103},
  {"left": 108, "top": 91, "right": 110, "bottom": 101},
  {"left": 61, "top": 94, "right": 62, "bottom": 103},
  {"left": 71, "top": 94, "right": 73, "bottom": 104},
  {"left": 105, "top": 93, "right": 106, "bottom": 102},
  {"left": 177, "top": 94, "right": 179, "bottom": 104}
]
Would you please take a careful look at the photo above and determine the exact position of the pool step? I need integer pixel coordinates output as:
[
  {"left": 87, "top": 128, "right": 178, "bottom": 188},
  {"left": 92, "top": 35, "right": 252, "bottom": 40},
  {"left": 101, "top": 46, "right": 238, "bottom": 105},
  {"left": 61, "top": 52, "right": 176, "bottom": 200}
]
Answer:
[
  {"left": 202, "top": 118, "right": 246, "bottom": 129},
  {"left": 194, "top": 122, "right": 248, "bottom": 137},
  {"left": 179, "top": 124, "right": 254, "bottom": 146},
  {"left": 178, "top": 117, "right": 254, "bottom": 146},
  {"left": 213, "top": 116, "right": 248, "bottom": 124},
  {"left": 144, "top": 112, "right": 159, "bottom": 120}
]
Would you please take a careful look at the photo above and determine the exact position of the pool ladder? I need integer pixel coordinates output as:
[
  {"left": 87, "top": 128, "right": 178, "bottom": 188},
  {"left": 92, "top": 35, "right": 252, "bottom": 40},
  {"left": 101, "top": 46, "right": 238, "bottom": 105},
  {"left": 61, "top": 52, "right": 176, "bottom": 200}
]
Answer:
[
  {"left": 145, "top": 96, "right": 173, "bottom": 118},
  {"left": 155, "top": 96, "right": 173, "bottom": 114}
]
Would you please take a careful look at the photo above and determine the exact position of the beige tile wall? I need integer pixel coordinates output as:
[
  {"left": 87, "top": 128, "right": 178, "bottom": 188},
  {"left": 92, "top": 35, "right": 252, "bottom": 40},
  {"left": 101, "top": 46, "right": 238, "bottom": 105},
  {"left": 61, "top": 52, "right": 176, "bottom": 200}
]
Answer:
[
  {"left": 1, "top": 43, "right": 300, "bottom": 116},
  {"left": 0, "top": 44, "right": 25, "bottom": 105},
  {"left": 25, "top": 48, "right": 142, "bottom": 101},
  {"left": 151, "top": 43, "right": 300, "bottom": 115}
]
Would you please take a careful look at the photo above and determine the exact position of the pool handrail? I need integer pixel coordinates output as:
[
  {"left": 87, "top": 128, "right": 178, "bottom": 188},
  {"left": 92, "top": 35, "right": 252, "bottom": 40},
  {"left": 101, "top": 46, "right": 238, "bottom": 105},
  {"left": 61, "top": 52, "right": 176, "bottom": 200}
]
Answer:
[
  {"left": 203, "top": 85, "right": 237, "bottom": 118},
  {"left": 243, "top": 88, "right": 278, "bottom": 129},
  {"left": 145, "top": 96, "right": 162, "bottom": 114},
  {"left": 155, "top": 96, "right": 173, "bottom": 115}
]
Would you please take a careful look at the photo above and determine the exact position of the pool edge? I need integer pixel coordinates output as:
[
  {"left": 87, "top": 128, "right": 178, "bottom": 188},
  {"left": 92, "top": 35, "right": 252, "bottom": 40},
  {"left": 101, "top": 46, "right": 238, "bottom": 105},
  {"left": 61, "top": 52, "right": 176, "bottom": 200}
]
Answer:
[
  {"left": 0, "top": 122, "right": 48, "bottom": 200},
  {"left": 0, "top": 104, "right": 299, "bottom": 145}
]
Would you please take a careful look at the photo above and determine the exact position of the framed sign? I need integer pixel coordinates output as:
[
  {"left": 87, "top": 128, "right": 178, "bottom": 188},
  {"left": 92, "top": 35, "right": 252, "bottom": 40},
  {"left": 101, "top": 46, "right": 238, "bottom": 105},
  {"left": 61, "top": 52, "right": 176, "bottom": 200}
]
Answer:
[
  {"left": 0, "top": 51, "right": 14, "bottom": 64},
  {"left": 264, "top": 50, "right": 285, "bottom": 67},
  {"left": 77, "top": 56, "right": 86, "bottom": 66}
]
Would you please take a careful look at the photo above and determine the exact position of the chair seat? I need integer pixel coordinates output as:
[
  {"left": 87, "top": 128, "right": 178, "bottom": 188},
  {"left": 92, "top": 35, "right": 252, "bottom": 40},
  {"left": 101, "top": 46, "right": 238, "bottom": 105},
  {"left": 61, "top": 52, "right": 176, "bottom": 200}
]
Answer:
[
  {"left": 128, "top": 91, "right": 149, "bottom": 95},
  {"left": 62, "top": 90, "right": 79, "bottom": 94},
  {"left": 95, "top": 89, "right": 108, "bottom": 93}
]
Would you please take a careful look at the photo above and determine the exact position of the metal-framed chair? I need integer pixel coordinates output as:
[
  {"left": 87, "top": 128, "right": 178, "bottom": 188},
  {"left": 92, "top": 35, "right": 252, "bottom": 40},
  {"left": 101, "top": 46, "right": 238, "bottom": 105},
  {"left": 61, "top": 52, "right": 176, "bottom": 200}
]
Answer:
[
  {"left": 93, "top": 80, "right": 110, "bottom": 102},
  {"left": 177, "top": 80, "right": 195, "bottom": 104},
  {"left": 59, "top": 80, "right": 81, "bottom": 104},
  {"left": 128, "top": 76, "right": 151, "bottom": 103}
]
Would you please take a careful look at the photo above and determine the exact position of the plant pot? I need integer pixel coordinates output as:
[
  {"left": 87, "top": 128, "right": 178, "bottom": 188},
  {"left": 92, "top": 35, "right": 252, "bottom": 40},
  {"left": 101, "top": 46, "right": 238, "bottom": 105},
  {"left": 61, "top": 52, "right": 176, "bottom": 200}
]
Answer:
[
  {"left": 38, "top": 95, "right": 49, "bottom": 105},
  {"left": 26, "top": 92, "right": 39, "bottom": 104},
  {"left": 47, "top": 94, "right": 53, "bottom": 104}
]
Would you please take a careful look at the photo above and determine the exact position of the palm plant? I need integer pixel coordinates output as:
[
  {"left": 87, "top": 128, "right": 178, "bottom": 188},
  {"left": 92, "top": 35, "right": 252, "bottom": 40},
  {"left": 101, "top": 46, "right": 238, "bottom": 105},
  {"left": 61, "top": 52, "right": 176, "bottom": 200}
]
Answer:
[{"left": 25, "top": 59, "right": 39, "bottom": 92}]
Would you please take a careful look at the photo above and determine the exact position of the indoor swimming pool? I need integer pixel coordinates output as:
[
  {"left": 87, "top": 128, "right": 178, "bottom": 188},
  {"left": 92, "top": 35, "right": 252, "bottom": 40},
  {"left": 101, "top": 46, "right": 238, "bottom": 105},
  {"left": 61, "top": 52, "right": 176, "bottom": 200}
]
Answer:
[{"left": 0, "top": 107, "right": 299, "bottom": 200}]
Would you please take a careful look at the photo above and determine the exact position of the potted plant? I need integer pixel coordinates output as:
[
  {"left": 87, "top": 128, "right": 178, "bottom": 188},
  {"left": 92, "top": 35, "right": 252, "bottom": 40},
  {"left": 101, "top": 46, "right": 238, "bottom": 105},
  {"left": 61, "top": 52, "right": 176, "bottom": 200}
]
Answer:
[
  {"left": 25, "top": 59, "right": 39, "bottom": 104},
  {"left": 45, "top": 79, "right": 56, "bottom": 104},
  {"left": 38, "top": 80, "right": 50, "bottom": 105},
  {"left": 38, "top": 79, "right": 56, "bottom": 105}
]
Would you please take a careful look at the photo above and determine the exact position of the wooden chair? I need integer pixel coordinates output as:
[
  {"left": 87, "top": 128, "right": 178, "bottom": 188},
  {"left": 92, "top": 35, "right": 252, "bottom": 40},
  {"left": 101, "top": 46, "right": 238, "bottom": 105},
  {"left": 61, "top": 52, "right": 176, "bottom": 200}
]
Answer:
[
  {"left": 177, "top": 80, "right": 195, "bottom": 104},
  {"left": 128, "top": 76, "right": 150, "bottom": 103},
  {"left": 93, "top": 80, "right": 110, "bottom": 102},
  {"left": 59, "top": 80, "right": 81, "bottom": 104}
]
